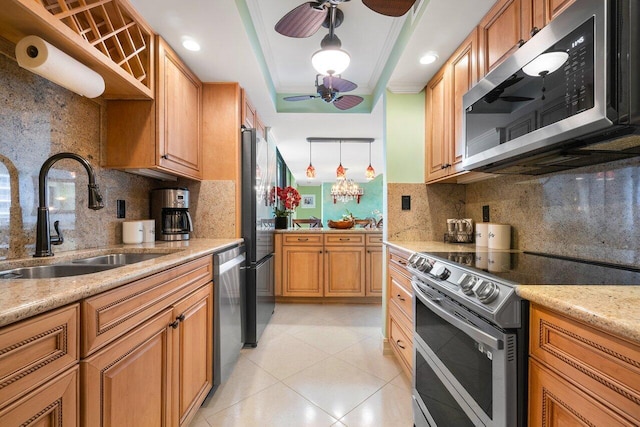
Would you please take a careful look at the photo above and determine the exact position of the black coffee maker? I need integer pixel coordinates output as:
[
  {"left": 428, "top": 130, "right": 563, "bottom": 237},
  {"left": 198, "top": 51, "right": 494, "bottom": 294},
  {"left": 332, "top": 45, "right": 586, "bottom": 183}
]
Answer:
[{"left": 150, "top": 188, "right": 193, "bottom": 241}]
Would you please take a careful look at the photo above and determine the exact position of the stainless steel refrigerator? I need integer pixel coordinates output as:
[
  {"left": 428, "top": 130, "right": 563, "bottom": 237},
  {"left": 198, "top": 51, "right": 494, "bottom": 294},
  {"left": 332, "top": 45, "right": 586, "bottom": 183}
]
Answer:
[{"left": 241, "top": 127, "right": 276, "bottom": 347}]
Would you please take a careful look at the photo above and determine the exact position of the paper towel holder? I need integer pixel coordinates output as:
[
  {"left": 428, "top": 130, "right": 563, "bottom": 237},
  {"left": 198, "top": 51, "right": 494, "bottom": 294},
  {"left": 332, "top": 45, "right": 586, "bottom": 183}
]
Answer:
[{"left": 15, "top": 35, "right": 105, "bottom": 98}]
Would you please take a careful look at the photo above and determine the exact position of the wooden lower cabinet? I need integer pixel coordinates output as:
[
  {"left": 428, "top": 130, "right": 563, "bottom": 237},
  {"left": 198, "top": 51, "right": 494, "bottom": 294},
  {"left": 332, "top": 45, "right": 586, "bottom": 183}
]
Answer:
[
  {"left": 324, "top": 245, "right": 366, "bottom": 297},
  {"left": 0, "top": 366, "right": 79, "bottom": 426},
  {"left": 282, "top": 244, "right": 324, "bottom": 297},
  {"left": 172, "top": 285, "right": 213, "bottom": 427},
  {"left": 386, "top": 246, "right": 414, "bottom": 376},
  {"left": 366, "top": 245, "right": 383, "bottom": 295},
  {"left": 528, "top": 304, "right": 640, "bottom": 426},
  {"left": 529, "top": 359, "right": 633, "bottom": 427},
  {"left": 82, "top": 309, "right": 173, "bottom": 427}
]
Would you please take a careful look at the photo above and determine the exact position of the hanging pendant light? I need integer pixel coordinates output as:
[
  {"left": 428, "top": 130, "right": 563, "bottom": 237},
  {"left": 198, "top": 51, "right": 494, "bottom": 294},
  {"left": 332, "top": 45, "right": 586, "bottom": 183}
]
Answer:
[
  {"left": 336, "top": 140, "right": 346, "bottom": 179},
  {"left": 365, "top": 140, "right": 375, "bottom": 180},
  {"left": 306, "top": 141, "right": 316, "bottom": 179}
]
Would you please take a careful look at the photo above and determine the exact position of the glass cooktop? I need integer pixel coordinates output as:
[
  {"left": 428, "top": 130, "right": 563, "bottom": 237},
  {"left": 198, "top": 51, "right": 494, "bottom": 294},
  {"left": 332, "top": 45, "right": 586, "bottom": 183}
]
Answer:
[{"left": 423, "top": 251, "right": 640, "bottom": 286}]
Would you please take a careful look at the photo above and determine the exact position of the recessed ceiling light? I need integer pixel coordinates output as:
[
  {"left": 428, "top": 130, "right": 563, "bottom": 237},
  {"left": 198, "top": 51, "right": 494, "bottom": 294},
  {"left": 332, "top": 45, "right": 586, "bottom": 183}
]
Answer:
[
  {"left": 419, "top": 52, "right": 438, "bottom": 65},
  {"left": 182, "top": 37, "right": 201, "bottom": 52}
]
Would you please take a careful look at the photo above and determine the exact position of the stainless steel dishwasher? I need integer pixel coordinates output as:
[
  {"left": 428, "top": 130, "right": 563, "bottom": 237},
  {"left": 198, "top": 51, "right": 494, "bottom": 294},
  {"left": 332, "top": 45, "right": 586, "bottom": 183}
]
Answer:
[{"left": 212, "top": 244, "right": 245, "bottom": 389}]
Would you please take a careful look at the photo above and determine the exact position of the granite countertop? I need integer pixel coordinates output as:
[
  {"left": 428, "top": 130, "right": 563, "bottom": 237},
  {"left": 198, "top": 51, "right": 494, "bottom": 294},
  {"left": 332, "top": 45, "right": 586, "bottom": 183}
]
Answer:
[
  {"left": 0, "top": 238, "right": 242, "bottom": 328},
  {"left": 385, "top": 240, "right": 640, "bottom": 344},
  {"left": 275, "top": 228, "right": 382, "bottom": 233}
]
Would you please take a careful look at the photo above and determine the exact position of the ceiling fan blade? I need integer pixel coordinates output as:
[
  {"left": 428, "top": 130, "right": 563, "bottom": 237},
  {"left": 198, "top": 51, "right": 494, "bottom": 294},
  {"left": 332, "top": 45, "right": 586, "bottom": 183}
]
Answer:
[
  {"left": 333, "top": 95, "right": 364, "bottom": 110},
  {"left": 323, "top": 75, "right": 357, "bottom": 93},
  {"left": 284, "top": 95, "right": 317, "bottom": 101},
  {"left": 362, "top": 0, "right": 416, "bottom": 17},
  {"left": 500, "top": 96, "right": 534, "bottom": 102},
  {"left": 275, "top": 2, "right": 327, "bottom": 38}
]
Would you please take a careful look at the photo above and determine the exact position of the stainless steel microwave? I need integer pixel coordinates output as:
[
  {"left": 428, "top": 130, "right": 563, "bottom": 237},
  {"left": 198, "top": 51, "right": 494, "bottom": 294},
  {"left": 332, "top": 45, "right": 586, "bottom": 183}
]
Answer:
[{"left": 462, "top": 0, "right": 639, "bottom": 175}]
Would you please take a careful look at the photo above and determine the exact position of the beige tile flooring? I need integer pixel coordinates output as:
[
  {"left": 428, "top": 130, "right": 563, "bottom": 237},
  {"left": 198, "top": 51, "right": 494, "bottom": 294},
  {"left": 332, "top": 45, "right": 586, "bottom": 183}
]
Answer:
[{"left": 191, "top": 303, "right": 413, "bottom": 427}]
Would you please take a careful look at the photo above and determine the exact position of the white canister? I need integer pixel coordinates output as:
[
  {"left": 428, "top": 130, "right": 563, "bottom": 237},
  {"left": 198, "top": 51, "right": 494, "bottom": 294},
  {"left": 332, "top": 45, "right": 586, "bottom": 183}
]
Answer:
[
  {"left": 142, "top": 219, "right": 156, "bottom": 243},
  {"left": 487, "top": 223, "right": 511, "bottom": 250},
  {"left": 475, "top": 223, "right": 488, "bottom": 247},
  {"left": 122, "top": 221, "right": 144, "bottom": 244}
]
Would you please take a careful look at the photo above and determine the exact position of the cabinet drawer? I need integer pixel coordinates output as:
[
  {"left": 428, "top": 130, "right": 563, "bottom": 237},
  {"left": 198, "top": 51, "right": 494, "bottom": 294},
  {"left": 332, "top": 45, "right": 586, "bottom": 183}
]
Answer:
[
  {"left": 530, "top": 305, "right": 640, "bottom": 421},
  {"left": 0, "top": 365, "right": 78, "bottom": 426},
  {"left": 389, "top": 276, "right": 413, "bottom": 320},
  {"left": 388, "top": 248, "right": 411, "bottom": 272},
  {"left": 282, "top": 234, "right": 323, "bottom": 246},
  {"left": 0, "top": 304, "right": 79, "bottom": 408},
  {"left": 324, "top": 233, "right": 365, "bottom": 245},
  {"left": 389, "top": 308, "right": 413, "bottom": 374},
  {"left": 365, "top": 234, "right": 383, "bottom": 246},
  {"left": 389, "top": 264, "right": 412, "bottom": 293},
  {"left": 82, "top": 256, "right": 213, "bottom": 357}
]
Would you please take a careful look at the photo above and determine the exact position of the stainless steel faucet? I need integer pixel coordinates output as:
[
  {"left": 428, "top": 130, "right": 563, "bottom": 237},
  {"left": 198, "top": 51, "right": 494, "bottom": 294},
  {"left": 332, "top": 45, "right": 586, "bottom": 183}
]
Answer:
[{"left": 34, "top": 152, "right": 104, "bottom": 257}]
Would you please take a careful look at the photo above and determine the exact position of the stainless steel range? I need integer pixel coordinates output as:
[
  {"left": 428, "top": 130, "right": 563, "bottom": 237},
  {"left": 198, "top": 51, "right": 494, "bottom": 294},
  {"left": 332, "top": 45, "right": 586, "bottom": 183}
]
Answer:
[
  {"left": 408, "top": 249, "right": 640, "bottom": 427},
  {"left": 408, "top": 251, "right": 528, "bottom": 427}
]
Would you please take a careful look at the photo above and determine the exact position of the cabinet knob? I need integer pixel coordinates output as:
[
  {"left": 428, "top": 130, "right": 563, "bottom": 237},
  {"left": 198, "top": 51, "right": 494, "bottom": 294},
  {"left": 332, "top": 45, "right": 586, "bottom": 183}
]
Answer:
[
  {"left": 530, "top": 27, "right": 540, "bottom": 37},
  {"left": 339, "top": 238, "right": 350, "bottom": 241},
  {"left": 161, "top": 154, "right": 168, "bottom": 160},
  {"left": 396, "top": 294, "right": 405, "bottom": 301},
  {"left": 396, "top": 340, "right": 406, "bottom": 349},
  {"left": 298, "top": 238, "right": 309, "bottom": 241},
  {"left": 441, "top": 163, "right": 451, "bottom": 169},
  {"left": 517, "top": 39, "right": 525, "bottom": 48},
  {"left": 319, "top": 250, "right": 322, "bottom": 254}
]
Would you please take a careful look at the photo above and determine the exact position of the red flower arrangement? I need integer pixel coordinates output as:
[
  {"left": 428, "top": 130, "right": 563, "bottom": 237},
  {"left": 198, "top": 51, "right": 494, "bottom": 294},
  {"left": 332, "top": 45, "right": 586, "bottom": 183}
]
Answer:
[{"left": 273, "top": 186, "right": 301, "bottom": 217}]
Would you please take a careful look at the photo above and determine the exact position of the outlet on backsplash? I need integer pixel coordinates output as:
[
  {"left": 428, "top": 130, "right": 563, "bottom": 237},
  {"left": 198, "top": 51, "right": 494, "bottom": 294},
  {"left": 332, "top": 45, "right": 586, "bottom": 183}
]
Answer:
[{"left": 482, "top": 205, "right": 490, "bottom": 222}]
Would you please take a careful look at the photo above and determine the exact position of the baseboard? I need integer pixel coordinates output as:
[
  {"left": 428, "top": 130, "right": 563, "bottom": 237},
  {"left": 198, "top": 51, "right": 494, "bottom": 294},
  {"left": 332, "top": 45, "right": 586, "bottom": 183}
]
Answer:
[{"left": 275, "top": 296, "right": 382, "bottom": 304}]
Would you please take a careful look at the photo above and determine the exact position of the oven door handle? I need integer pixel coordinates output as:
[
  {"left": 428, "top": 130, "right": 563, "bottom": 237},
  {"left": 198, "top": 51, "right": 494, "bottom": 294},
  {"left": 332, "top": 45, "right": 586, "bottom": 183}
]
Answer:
[{"left": 413, "top": 282, "right": 503, "bottom": 350}]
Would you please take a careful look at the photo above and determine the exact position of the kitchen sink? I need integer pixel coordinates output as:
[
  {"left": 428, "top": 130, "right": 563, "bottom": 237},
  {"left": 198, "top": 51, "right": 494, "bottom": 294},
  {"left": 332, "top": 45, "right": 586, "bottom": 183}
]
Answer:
[
  {"left": 71, "top": 252, "right": 166, "bottom": 265},
  {"left": 0, "top": 264, "right": 121, "bottom": 279},
  {"left": 0, "top": 252, "right": 170, "bottom": 279}
]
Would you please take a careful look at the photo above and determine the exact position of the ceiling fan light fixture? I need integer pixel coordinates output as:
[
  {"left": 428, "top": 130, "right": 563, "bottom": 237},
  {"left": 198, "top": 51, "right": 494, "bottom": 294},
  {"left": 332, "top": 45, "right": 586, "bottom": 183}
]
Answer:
[
  {"left": 311, "top": 48, "right": 350, "bottom": 76},
  {"left": 522, "top": 51, "right": 569, "bottom": 76}
]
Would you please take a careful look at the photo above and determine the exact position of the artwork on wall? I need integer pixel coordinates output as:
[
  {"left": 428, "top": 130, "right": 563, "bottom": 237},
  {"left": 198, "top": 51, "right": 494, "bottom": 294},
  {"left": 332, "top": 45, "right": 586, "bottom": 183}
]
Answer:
[{"left": 301, "top": 194, "right": 316, "bottom": 208}]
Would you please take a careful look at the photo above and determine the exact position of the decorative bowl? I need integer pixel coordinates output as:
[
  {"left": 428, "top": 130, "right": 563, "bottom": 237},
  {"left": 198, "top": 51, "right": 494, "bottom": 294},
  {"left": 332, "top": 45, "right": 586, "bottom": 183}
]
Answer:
[{"left": 328, "top": 219, "right": 355, "bottom": 229}]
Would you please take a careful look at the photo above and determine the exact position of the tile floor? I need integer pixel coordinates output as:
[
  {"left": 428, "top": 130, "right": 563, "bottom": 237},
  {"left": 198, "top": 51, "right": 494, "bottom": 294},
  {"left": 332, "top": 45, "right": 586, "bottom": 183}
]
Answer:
[{"left": 191, "top": 303, "right": 413, "bottom": 427}]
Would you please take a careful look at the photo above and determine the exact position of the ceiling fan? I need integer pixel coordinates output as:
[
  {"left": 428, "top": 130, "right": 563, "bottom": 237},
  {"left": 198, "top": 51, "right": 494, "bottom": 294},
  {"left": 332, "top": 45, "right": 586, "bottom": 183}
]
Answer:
[
  {"left": 275, "top": 0, "right": 418, "bottom": 38},
  {"left": 284, "top": 75, "right": 364, "bottom": 110}
]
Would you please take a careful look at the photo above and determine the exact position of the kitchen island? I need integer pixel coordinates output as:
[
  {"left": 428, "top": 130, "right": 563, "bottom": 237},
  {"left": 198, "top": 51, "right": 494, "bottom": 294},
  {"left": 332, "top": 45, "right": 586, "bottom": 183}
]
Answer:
[{"left": 275, "top": 228, "right": 382, "bottom": 300}]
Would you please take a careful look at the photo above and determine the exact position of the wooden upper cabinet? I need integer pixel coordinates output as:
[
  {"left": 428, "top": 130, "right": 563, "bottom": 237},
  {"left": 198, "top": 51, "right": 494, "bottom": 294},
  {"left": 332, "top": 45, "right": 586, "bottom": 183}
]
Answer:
[
  {"left": 156, "top": 37, "right": 203, "bottom": 180},
  {"left": 532, "top": 0, "right": 577, "bottom": 31},
  {"left": 256, "top": 115, "right": 266, "bottom": 140},
  {"left": 425, "top": 66, "right": 449, "bottom": 182},
  {"left": 425, "top": 29, "right": 478, "bottom": 182},
  {"left": 478, "top": 0, "right": 528, "bottom": 75},
  {"left": 105, "top": 36, "right": 203, "bottom": 180},
  {"left": 243, "top": 92, "right": 257, "bottom": 129}
]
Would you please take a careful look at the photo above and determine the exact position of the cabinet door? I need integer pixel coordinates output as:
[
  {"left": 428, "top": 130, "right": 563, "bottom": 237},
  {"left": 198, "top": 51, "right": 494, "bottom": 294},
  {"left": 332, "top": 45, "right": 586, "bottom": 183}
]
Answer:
[
  {"left": 425, "top": 66, "right": 450, "bottom": 182},
  {"left": 157, "top": 37, "right": 202, "bottom": 180},
  {"left": 366, "top": 246, "right": 383, "bottom": 296},
  {"left": 172, "top": 285, "right": 213, "bottom": 427},
  {"left": 243, "top": 93, "right": 256, "bottom": 129},
  {"left": 478, "top": 0, "right": 526, "bottom": 75},
  {"left": 0, "top": 366, "right": 78, "bottom": 426},
  {"left": 82, "top": 309, "right": 173, "bottom": 427},
  {"left": 282, "top": 245, "right": 324, "bottom": 297},
  {"left": 529, "top": 359, "right": 634, "bottom": 427},
  {"left": 449, "top": 29, "right": 478, "bottom": 174},
  {"left": 532, "top": 0, "right": 576, "bottom": 30},
  {"left": 324, "top": 246, "right": 366, "bottom": 297}
]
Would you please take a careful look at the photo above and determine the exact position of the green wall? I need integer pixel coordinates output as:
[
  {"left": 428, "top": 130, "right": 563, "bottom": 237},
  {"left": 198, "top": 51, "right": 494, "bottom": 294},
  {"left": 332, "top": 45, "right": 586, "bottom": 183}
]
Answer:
[
  {"left": 385, "top": 90, "right": 425, "bottom": 183},
  {"left": 322, "top": 175, "right": 384, "bottom": 223},
  {"left": 296, "top": 185, "right": 322, "bottom": 219}
]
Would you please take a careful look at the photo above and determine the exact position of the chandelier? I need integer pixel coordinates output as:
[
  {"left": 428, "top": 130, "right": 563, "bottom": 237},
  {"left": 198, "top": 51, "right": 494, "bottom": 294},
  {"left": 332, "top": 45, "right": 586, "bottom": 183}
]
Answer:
[{"left": 330, "top": 141, "right": 363, "bottom": 203}]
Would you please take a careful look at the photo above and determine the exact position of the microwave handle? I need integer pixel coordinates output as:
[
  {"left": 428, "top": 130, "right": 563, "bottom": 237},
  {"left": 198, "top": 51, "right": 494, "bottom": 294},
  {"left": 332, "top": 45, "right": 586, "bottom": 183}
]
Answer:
[
  {"left": 412, "top": 281, "right": 503, "bottom": 350},
  {"left": 185, "top": 211, "right": 193, "bottom": 232}
]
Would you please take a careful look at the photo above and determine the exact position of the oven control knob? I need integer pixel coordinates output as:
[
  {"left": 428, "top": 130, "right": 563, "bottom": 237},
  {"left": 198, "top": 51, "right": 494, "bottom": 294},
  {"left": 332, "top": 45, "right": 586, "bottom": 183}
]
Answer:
[
  {"left": 408, "top": 253, "right": 420, "bottom": 267},
  {"left": 417, "top": 258, "right": 433, "bottom": 272},
  {"left": 459, "top": 275, "right": 479, "bottom": 295},
  {"left": 431, "top": 264, "right": 450, "bottom": 280},
  {"left": 475, "top": 281, "right": 500, "bottom": 304}
]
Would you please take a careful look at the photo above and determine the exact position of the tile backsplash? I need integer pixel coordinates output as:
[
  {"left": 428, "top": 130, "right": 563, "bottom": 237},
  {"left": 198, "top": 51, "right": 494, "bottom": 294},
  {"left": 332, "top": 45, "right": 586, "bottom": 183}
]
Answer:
[
  {"left": 0, "top": 40, "right": 155, "bottom": 260},
  {"left": 389, "top": 158, "right": 640, "bottom": 267}
]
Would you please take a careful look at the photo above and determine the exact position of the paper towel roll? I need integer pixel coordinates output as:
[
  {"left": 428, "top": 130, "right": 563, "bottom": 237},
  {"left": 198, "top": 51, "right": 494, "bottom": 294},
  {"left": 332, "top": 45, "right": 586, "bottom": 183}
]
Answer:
[
  {"left": 15, "top": 35, "right": 105, "bottom": 98},
  {"left": 488, "top": 223, "right": 511, "bottom": 250},
  {"left": 122, "top": 221, "right": 144, "bottom": 244},
  {"left": 475, "top": 223, "right": 488, "bottom": 247},
  {"left": 142, "top": 220, "right": 155, "bottom": 243}
]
